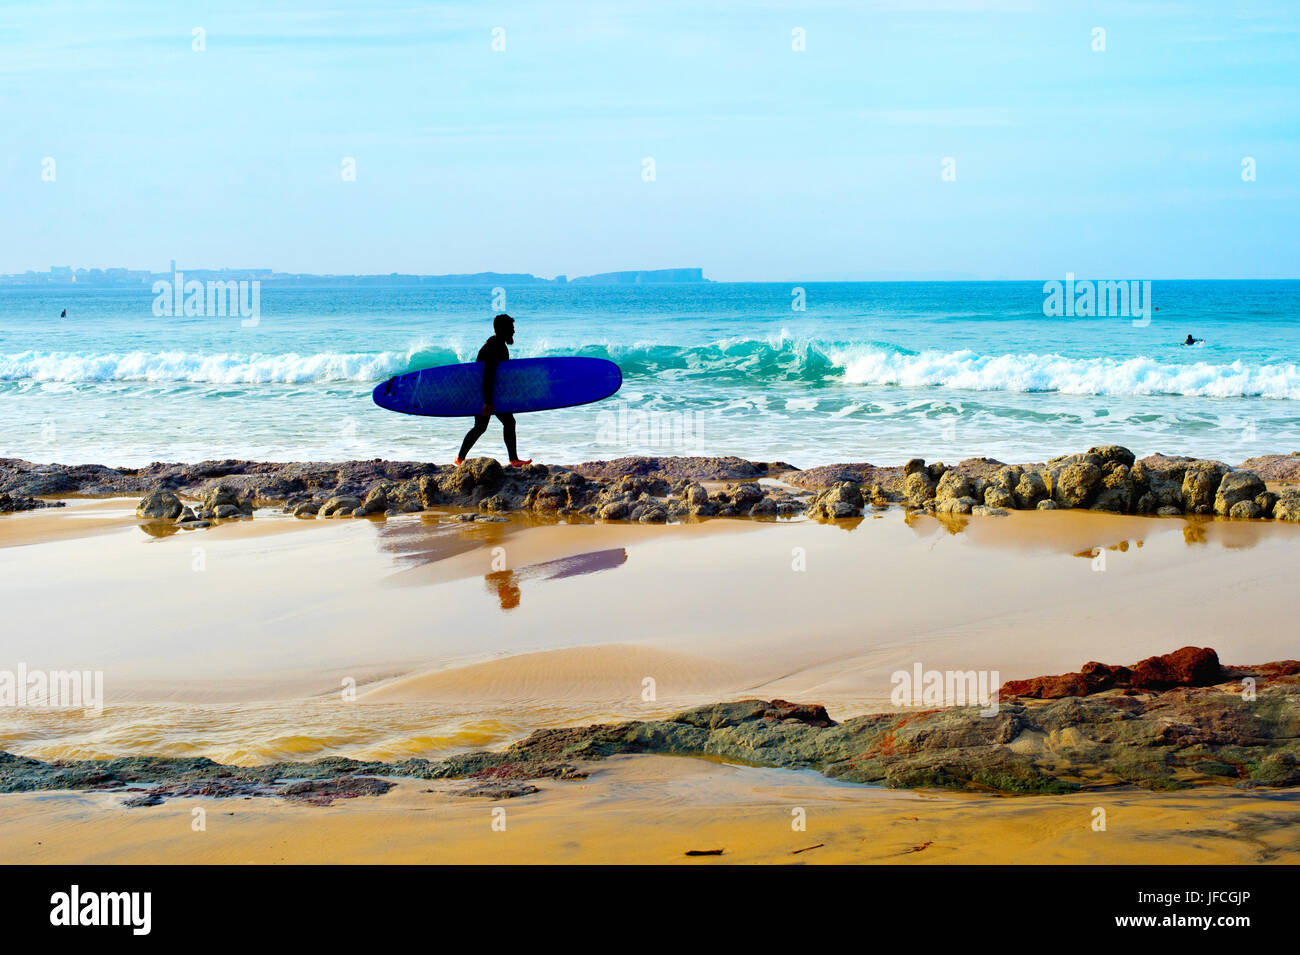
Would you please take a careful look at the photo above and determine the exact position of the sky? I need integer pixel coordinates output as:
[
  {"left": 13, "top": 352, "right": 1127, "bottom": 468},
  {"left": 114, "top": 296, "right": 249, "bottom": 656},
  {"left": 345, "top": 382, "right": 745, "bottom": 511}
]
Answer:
[{"left": 1, "top": 0, "right": 1298, "bottom": 280}]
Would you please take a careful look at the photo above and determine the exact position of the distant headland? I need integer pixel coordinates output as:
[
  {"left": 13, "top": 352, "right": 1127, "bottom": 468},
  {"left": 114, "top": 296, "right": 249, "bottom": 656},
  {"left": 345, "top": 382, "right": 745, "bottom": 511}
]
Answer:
[{"left": 0, "top": 266, "right": 709, "bottom": 288}]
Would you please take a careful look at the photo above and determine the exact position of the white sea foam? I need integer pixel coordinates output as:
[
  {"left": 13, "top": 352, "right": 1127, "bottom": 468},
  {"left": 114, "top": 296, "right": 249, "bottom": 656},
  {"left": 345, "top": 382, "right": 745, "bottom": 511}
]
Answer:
[
  {"left": 2, "top": 341, "right": 1300, "bottom": 400},
  {"left": 834, "top": 348, "right": 1300, "bottom": 399}
]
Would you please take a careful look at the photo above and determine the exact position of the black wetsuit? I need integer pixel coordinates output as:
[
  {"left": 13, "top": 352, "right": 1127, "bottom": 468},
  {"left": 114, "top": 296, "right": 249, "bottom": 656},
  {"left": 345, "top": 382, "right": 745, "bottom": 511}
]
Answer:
[{"left": 457, "top": 335, "right": 518, "bottom": 460}]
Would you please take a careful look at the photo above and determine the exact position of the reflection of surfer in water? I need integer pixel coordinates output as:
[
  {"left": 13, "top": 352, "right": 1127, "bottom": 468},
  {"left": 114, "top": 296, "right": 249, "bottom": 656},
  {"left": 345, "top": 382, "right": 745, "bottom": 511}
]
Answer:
[
  {"left": 1183, "top": 334, "right": 1202, "bottom": 346},
  {"left": 455, "top": 313, "right": 532, "bottom": 468}
]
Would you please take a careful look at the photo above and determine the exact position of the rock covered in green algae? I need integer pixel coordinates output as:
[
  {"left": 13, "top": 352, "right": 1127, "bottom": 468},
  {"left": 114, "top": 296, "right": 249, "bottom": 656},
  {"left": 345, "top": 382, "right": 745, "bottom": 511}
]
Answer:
[{"left": 2, "top": 660, "right": 1295, "bottom": 802}]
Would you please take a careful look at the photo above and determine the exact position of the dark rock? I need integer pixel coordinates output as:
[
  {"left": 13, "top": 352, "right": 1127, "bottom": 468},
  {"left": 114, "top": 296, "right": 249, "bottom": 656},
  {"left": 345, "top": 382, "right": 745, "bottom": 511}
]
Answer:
[{"left": 135, "top": 489, "right": 184, "bottom": 520}]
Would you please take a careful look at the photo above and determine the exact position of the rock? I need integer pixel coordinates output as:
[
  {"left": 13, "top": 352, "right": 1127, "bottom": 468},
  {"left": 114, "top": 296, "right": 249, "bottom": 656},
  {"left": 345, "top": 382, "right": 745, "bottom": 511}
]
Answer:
[
  {"left": 1229, "top": 500, "right": 1262, "bottom": 519},
  {"left": 1051, "top": 462, "right": 1101, "bottom": 508},
  {"left": 4, "top": 651, "right": 1299, "bottom": 800},
  {"left": 984, "top": 485, "right": 1015, "bottom": 508},
  {"left": 293, "top": 501, "right": 320, "bottom": 518},
  {"left": 936, "top": 496, "right": 976, "bottom": 515},
  {"left": 1181, "top": 462, "right": 1227, "bottom": 514},
  {"left": 320, "top": 495, "right": 361, "bottom": 517},
  {"left": 971, "top": 505, "right": 1008, "bottom": 516},
  {"left": 902, "top": 471, "right": 936, "bottom": 506},
  {"left": 0, "top": 492, "right": 65, "bottom": 513},
  {"left": 934, "top": 470, "right": 975, "bottom": 502},
  {"left": 1255, "top": 491, "right": 1277, "bottom": 518},
  {"left": 135, "top": 489, "right": 184, "bottom": 520},
  {"left": 1087, "top": 445, "right": 1136, "bottom": 468},
  {"left": 202, "top": 483, "right": 241, "bottom": 512},
  {"left": 1130, "top": 646, "right": 1223, "bottom": 690},
  {"left": 902, "top": 458, "right": 927, "bottom": 477},
  {"left": 213, "top": 504, "right": 240, "bottom": 519},
  {"left": 1273, "top": 492, "right": 1300, "bottom": 522},
  {"left": 462, "top": 457, "right": 504, "bottom": 490},
  {"left": 355, "top": 486, "right": 389, "bottom": 516},
  {"left": 1156, "top": 505, "right": 1182, "bottom": 517},
  {"left": 807, "top": 482, "right": 863, "bottom": 519},
  {"left": 1014, "top": 471, "right": 1048, "bottom": 509},
  {"left": 1036, "top": 499, "right": 1059, "bottom": 510},
  {"left": 679, "top": 481, "right": 709, "bottom": 508},
  {"left": 1090, "top": 463, "right": 1135, "bottom": 513},
  {"left": 1214, "top": 470, "right": 1266, "bottom": 516},
  {"left": 1001, "top": 647, "right": 1223, "bottom": 698},
  {"left": 1132, "top": 454, "right": 1192, "bottom": 513},
  {"left": 636, "top": 504, "right": 668, "bottom": 523}
]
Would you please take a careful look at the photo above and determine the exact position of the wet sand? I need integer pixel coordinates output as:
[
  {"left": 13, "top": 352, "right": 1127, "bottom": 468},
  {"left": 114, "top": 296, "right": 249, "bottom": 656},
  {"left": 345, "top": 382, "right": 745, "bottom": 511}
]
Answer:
[
  {"left": 3, "top": 502, "right": 1300, "bottom": 864},
  {"left": 3, "top": 501, "right": 1300, "bottom": 761},
  {"left": 3, "top": 755, "right": 1296, "bottom": 865}
]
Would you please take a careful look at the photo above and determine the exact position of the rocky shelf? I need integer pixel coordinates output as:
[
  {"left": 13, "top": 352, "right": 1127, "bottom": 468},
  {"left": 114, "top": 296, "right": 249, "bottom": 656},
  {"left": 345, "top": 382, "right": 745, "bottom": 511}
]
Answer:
[
  {"left": 1, "top": 648, "right": 1296, "bottom": 806},
  {"left": 3, "top": 447, "right": 1300, "bottom": 526}
]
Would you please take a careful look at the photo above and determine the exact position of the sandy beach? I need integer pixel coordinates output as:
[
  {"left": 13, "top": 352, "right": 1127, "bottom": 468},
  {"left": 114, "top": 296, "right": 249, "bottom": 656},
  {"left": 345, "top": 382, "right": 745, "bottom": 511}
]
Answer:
[{"left": 3, "top": 464, "right": 1299, "bottom": 864}]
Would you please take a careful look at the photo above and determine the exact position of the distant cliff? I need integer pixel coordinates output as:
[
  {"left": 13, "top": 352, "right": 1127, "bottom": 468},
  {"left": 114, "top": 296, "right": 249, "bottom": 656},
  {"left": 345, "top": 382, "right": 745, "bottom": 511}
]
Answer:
[{"left": 568, "top": 268, "right": 708, "bottom": 285}]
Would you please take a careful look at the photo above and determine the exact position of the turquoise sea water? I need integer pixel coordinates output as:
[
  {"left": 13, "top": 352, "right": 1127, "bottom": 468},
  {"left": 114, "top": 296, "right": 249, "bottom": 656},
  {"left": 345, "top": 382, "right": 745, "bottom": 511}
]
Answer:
[{"left": 2, "top": 281, "right": 1298, "bottom": 468}]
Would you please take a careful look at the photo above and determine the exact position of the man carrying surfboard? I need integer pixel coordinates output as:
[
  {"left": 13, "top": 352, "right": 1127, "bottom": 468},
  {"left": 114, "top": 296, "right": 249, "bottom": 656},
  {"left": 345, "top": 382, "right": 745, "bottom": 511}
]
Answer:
[{"left": 454, "top": 313, "right": 532, "bottom": 467}]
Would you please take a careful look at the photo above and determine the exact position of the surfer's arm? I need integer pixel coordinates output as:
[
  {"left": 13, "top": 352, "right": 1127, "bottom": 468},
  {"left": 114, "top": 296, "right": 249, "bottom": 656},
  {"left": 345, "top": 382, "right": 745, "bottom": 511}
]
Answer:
[{"left": 481, "top": 359, "right": 497, "bottom": 409}]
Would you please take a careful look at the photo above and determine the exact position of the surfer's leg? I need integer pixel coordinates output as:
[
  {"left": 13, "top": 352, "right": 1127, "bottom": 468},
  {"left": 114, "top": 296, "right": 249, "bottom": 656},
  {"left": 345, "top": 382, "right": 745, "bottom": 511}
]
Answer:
[
  {"left": 497, "top": 413, "right": 519, "bottom": 461},
  {"left": 458, "top": 413, "right": 490, "bottom": 461}
]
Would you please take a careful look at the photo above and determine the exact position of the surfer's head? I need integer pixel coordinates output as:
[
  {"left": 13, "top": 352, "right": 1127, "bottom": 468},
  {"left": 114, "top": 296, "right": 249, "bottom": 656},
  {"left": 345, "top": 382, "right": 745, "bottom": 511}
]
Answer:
[{"left": 494, "top": 313, "right": 515, "bottom": 344}]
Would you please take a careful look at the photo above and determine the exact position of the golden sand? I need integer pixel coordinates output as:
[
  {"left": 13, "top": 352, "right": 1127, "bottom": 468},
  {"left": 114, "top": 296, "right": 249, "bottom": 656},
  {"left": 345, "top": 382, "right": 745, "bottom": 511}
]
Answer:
[{"left": 3, "top": 755, "right": 1296, "bottom": 865}]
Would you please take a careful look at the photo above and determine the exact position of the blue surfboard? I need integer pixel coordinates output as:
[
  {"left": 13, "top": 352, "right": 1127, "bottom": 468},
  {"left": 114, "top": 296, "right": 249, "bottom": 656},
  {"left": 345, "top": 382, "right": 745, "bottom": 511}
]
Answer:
[{"left": 372, "top": 357, "right": 622, "bottom": 417}]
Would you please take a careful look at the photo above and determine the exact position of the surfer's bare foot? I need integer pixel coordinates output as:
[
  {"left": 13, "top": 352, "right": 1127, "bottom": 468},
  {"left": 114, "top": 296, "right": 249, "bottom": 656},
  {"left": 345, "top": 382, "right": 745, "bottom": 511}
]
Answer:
[
  {"left": 509, "top": 459, "right": 532, "bottom": 468},
  {"left": 453, "top": 457, "right": 465, "bottom": 467}
]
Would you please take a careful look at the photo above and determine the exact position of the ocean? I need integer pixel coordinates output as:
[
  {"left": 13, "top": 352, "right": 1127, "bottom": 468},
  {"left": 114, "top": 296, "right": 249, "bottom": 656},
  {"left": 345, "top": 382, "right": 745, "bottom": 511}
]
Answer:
[{"left": 2, "top": 280, "right": 1299, "bottom": 469}]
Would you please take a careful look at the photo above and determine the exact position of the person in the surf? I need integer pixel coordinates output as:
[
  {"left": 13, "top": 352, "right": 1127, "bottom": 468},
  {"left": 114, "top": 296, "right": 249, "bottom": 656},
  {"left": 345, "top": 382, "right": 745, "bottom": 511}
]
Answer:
[
  {"left": 455, "top": 313, "right": 532, "bottom": 467},
  {"left": 1183, "top": 334, "right": 1202, "bottom": 346}
]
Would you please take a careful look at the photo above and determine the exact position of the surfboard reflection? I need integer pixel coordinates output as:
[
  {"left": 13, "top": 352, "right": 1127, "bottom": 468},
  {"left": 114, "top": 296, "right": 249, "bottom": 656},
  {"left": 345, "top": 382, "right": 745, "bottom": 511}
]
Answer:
[{"left": 485, "top": 547, "right": 628, "bottom": 611}]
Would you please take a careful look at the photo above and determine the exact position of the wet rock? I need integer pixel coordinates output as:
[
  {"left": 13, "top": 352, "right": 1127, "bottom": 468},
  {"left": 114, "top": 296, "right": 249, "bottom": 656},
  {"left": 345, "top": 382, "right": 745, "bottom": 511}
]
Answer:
[
  {"left": 1036, "top": 499, "right": 1059, "bottom": 510},
  {"left": 902, "top": 470, "right": 937, "bottom": 506},
  {"left": 1181, "top": 461, "right": 1228, "bottom": 514},
  {"left": 1214, "top": 470, "right": 1266, "bottom": 516},
  {"left": 1014, "top": 471, "right": 1048, "bottom": 509},
  {"left": 934, "top": 470, "right": 975, "bottom": 502},
  {"left": 355, "top": 486, "right": 389, "bottom": 516},
  {"left": 0, "top": 492, "right": 64, "bottom": 513},
  {"left": 678, "top": 481, "right": 709, "bottom": 508},
  {"left": 1273, "top": 492, "right": 1300, "bottom": 522},
  {"left": 213, "top": 504, "right": 240, "bottom": 519},
  {"left": 456, "top": 781, "right": 541, "bottom": 799},
  {"left": 1051, "top": 461, "right": 1101, "bottom": 508},
  {"left": 293, "top": 501, "right": 320, "bottom": 518},
  {"left": 320, "top": 495, "right": 361, "bottom": 517},
  {"left": 1090, "top": 463, "right": 1135, "bottom": 513},
  {"left": 806, "top": 482, "right": 863, "bottom": 519},
  {"left": 971, "top": 505, "right": 1009, "bottom": 517},
  {"left": 1229, "top": 500, "right": 1262, "bottom": 519},
  {"left": 135, "top": 489, "right": 184, "bottom": 520}
]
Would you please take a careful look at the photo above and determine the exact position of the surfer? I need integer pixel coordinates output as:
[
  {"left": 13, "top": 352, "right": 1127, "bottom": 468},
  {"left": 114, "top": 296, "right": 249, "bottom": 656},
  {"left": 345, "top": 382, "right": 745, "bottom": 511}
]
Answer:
[
  {"left": 60, "top": 309, "right": 67, "bottom": 318},
  {"left": 455, "top": 313, "right": 532, "bottom": 467},
  {"left": 1183, "top": 334, "right": 1202, "bottom": 346}
]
